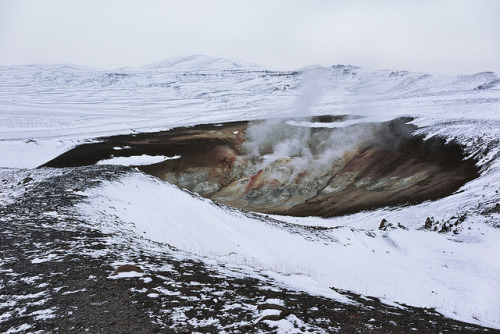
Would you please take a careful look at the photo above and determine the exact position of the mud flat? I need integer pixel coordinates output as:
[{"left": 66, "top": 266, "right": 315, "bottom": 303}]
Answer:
[{"left": 42, "top": 116, "right": 479, "bottom": 217}]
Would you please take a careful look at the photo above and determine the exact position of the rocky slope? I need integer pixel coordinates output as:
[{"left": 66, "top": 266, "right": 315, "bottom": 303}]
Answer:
[{"left": 0, "top": 166, "right": 494, "bottom": 333}]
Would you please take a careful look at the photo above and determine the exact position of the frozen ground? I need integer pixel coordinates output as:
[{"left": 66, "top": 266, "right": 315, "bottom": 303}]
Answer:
[{"left": 1, "top": 55, "right": 500, "bottom": 331}]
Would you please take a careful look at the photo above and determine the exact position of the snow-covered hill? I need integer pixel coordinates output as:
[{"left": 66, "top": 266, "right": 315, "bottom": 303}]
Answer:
[
  {"left": 1, "top": 55, "right": 498, "bottom": 168},
  {"left": 1, "top": 55, "right": 499, "bottom": 330}
]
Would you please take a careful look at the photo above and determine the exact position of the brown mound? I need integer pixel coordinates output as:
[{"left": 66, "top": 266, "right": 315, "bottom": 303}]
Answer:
[{"left": 41, "top": 117, "right": 479, "bottom": 217}]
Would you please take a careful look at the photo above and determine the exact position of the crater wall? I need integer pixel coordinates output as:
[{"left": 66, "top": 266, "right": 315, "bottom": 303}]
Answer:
[{"left": 42, "top": 117, "right": 479, "bottom": 217}]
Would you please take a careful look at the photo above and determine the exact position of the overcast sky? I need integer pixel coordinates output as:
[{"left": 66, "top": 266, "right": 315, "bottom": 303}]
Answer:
[{"left": 1, "top": 0, "right": 499, "bottom": 74}]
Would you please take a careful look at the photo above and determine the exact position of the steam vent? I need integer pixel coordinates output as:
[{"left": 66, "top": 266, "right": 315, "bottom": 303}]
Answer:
[{"left": 42, "top": 116, "right": 479, "bottom": 217}]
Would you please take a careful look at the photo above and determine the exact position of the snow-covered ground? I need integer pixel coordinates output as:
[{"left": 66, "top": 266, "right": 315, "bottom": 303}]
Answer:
[{"left": 1, "top": 55, "right": 500, "bottom": 328}]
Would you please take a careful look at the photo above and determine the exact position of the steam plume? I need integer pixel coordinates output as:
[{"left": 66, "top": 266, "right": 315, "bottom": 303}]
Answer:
[{"left": 243, "top": 70, "right": 410, "bottom": 180}]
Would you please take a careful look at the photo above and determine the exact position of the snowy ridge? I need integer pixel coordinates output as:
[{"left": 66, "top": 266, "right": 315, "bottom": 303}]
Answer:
[
  {"left": 144, "top": 55, "right": 258, "bottom": 72},
  {"left": 1, "top": 56, "right": 500, "bottom": 329}
]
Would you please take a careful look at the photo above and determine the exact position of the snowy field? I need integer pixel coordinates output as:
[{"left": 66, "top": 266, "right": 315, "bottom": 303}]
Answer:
[{"left": 1, "top": 55, "right": 500, "bottom": 329}]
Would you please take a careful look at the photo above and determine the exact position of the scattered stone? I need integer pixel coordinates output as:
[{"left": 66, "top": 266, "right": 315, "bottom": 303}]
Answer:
[
  {"left": 424, "top": 215, "right": 467, "bottom": 234},
  {"left": 379, "top": 219, "right": 407, "bottom": 231},
  {"left": 440, "top": 223, "right": 451, "bottom": 233},
  {"left": 424, "top": 217, "right": 434, "bottom": 230}
]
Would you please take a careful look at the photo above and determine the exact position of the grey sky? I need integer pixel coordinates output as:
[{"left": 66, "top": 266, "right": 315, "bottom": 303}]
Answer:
[{"left": 1, "top": 0, "right": 499, "bottom": 74}]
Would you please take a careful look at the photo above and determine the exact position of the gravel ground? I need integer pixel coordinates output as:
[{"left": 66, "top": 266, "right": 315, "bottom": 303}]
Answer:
[{"left": 1, "top": 166, "right": 497, "bottom": 333}]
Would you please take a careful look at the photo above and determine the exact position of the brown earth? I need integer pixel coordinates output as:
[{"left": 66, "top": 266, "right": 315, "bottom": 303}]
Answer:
[{"left": 42, "top": 116, "right": 479, "bottom": 217}]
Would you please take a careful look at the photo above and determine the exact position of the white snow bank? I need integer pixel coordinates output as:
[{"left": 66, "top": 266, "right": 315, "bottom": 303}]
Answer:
[
  {"left": 108, "top": 271, "right": 144, "bottom": 280},
  {"left": 0, "top": 139, "right": 75, "bottom": 169},
  {"left": 96, "top": 154, "right": 180, "bottom": 166},
  {"left": 79, "top": 172, "right": 500, "bottom": 328}
]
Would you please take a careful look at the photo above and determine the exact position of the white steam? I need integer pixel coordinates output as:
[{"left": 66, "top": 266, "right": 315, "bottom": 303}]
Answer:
[
  {"left": 245, "top": 69, "right": 325, "bottom": 171},
  {"left": 243, "top": 70, "right": 411, "bottom": 179},
  {"left": 290, "top": 68, "right": 327, "bottom": 119},
  {"left": 245, "top": 69, "right": 361, "bottom": 176}
]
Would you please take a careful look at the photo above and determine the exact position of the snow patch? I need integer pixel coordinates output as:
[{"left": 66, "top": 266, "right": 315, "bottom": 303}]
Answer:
[
  {"left": 31, "top": 254, "right": 58, "bottom": 264},
  {"left": 96, "top": 154, "right": 180, "bottom": 166}
]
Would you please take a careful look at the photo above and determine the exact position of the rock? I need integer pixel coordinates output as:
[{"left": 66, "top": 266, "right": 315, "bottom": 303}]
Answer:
[
  {"left": 257, "top": 303, "right": 288, "bottom": 312},
  {"left": 455, "top": 214, "right": 466, "bottom": 225},
  {"left": 397, "top": 223, "right": 408, "bottom": 230},
  {"left": 111, "top": 264, "right": 144, "bottom": 276},
  {"left": 424, "top": 217, "right": 434, "bottom": 230},
  {"left": 54, "top": 245, "right": 71, "bottom": 252},
  {"left": 440, "top": 223, "right": 451, "bottom": 233},
  {"left": 259, "top": 314, "right": 283, "bottom": 322},
  {"left": 22, "top": 176, "right": 33, "bottom": 184},
  {"left": 379, "top": 219, "right": 388, "bottom": 230}
]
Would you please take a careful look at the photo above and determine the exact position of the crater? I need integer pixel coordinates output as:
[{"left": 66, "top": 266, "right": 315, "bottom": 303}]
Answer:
[{"left": 41, "top": 116, "right": 479, "bottom": 217}]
